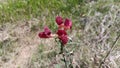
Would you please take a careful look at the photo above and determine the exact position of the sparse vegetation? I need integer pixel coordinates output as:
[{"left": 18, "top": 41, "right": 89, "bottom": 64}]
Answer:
[{"left": 0, "top": 0, "right": 120, "bottom": 68}]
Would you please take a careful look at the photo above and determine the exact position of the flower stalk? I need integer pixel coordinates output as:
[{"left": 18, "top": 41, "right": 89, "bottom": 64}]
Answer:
[
  {"left": 38, "top": 16, "right": 72, "bottom": 68},
  {"left": 60, "top": 42, "right": 68, "bottom": 68}
]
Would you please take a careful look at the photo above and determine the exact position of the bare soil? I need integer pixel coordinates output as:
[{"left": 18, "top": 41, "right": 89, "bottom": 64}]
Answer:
[{"left": 0, "top": 19, "right": 41, "bottom": 68}]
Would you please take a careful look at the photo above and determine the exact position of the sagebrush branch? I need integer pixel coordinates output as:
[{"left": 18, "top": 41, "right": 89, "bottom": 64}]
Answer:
[{"left": 99, "top": 34, "right": 120, "bottom": 68}]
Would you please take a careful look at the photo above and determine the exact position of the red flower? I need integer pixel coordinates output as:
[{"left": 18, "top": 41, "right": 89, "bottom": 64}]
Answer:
[
  {"left": 64, "top": 18, "right": 72, "bottom": 30},
  {"left": 57, "top": 30, "right": 67, "bottom": 36},
  {"left": 55, "top": 16, "right": 63, "bottom": 25},
  {"left": 38, "top": 26, "right": 51, "bottom": 38},
  {"left": 59, "top": 35, "right": 68, "bottom": 45},
  {"left": 57, "top": 30, "right": 68, "bottom": 45}
]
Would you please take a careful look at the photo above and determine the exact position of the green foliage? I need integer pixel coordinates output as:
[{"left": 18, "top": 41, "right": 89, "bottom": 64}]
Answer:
[
  {"left": 0, "top": 0, "right": 86, "bottom": 25},
  {"left": 0, "top": 0, "right": 119, "bottom": 26}
]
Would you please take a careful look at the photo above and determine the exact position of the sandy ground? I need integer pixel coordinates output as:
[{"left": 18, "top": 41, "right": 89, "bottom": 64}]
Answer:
[{"left": 0, "top": 19, "right": 41, "bottom": 68}]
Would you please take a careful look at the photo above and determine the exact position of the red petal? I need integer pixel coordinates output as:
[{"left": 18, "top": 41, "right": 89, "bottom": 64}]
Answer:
[
  {"left": 59, "top": 35, "right": 68, "bottom": 45},
  {"left": 38, "top": 26, "right": 52, "bottom": 38},
  {"left": 56, "top": 30, "right": 67, "bottom": 36},
  {"left": 64, "top": 18, "right": 72, "bottom": 29},
  {"left": 44, "top": 26, "right": 51, "bottom": 35},
  {"left": 38, "top": 32, "right": 51, "bottom": 38},
  {"left": 56, "top": 16, "right": 63, "bottom": 25}
]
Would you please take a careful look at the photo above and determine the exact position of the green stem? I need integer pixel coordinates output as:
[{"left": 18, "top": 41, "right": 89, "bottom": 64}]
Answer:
[
  {"left": 59, "top": 43, "right": 63, "bottom": 54},
  {"left": 59, "top": 42, "right": 67, "bottom": 68},
  {"left": 63, "top": 54, "right": 67, "bottom": 68}
]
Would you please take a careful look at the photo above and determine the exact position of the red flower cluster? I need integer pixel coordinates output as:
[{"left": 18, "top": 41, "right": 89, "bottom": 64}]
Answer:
[{"left": 38, "top": 16, "right": 72, "bottom": 45}]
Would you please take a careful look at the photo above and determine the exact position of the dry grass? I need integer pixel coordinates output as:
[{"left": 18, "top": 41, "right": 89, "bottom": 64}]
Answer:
[{"left": 29, "top": 1, "right": 120, "bottom": 68}]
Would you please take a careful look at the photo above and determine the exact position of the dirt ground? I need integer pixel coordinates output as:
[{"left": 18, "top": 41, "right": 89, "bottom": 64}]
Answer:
[{"left": 0, "top": 19, "right": 42, "bottom": 68}]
